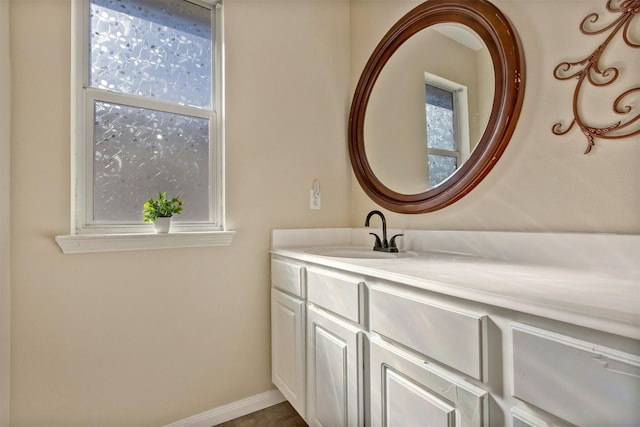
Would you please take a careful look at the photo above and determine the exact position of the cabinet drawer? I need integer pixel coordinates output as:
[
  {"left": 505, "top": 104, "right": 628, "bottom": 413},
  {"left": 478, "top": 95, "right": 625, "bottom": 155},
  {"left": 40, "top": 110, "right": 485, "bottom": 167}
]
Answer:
[
  {"left": 271, "top": 258, "right": 305, "bottom": 298},
  {"left": 370, "top": 286, "right": 486, "bottom": 380},
  {"left": 307, "top": 268, "right": 363, "bottom": 324},
  {"left": 512, "top": 323, "right": 640, "bottom": 426}
]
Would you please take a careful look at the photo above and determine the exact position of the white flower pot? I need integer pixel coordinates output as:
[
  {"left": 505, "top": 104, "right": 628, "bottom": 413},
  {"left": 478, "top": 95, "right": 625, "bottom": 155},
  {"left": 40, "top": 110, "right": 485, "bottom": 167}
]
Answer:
[{"left": 153, "top": 217, "right": 171, "bottom": 233}]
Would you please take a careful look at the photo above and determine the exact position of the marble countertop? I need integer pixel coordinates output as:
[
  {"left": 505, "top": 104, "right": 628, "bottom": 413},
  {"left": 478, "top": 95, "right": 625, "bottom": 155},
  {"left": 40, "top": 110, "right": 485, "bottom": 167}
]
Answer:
[{"left": 271, "top": 229, "right": 640, "bottom": 341}]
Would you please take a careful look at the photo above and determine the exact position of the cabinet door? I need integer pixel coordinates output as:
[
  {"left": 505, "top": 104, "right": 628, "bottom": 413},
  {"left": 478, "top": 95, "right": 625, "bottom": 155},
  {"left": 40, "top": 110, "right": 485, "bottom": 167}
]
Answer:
[
  {"left": 510, "top": 408, "right": 552, "bottom": 427},
  {"left": 271, "top": 288, "right": 306, "bottom": 419},
  {"left": 370, "top": 336, "right": 488, "bottom": 427},
  {"left": 512, "top": 323, "right": 640, "bottom": 426},
  {"left": 307, "top": 305, "right": 363, "bottom": 427}
]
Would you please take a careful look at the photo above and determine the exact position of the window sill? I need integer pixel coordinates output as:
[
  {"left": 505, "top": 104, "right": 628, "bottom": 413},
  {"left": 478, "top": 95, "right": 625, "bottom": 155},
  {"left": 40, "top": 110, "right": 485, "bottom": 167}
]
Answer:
[{"left": 55, "top": 231, "right": 236, "bottom": 254}]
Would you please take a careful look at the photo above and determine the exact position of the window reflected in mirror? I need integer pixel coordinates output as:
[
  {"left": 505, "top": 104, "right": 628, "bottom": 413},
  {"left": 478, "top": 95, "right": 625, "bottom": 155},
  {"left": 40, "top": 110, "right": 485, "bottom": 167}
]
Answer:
[{"left": 425, "top": 76, "right": 469, "bottom": 187}]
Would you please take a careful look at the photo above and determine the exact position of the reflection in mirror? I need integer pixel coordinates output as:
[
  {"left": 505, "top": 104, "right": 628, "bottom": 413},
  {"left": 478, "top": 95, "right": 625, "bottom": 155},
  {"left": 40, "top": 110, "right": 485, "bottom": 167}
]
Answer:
[{"left": 365, "top": 24, "right": 494, "bottom": 194}]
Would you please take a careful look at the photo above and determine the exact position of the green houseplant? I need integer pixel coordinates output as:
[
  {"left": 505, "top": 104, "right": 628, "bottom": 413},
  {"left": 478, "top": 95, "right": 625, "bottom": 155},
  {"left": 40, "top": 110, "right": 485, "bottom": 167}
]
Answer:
[{"left": 143, "top": 192, "right": 184, "bottom": 233}]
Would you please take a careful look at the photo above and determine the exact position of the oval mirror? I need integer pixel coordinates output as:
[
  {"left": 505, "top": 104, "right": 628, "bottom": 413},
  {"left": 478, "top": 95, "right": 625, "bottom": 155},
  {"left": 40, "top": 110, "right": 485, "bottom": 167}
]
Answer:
[{"left": 349, "top": 0, "right": 525, "bottom": 213}]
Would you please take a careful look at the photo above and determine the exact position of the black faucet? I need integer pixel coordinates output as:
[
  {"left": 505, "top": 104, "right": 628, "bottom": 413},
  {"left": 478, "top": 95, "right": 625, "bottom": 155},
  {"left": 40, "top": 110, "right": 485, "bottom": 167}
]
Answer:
[{"left": 364, "top": 210, "right": 403, "bottom": 253}]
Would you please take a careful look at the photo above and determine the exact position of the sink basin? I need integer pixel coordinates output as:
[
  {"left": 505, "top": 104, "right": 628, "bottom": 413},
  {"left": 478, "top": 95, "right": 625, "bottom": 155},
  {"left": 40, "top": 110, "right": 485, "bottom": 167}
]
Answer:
[{"left": 305, "top": 246, "right": 416, "bottom": 259}]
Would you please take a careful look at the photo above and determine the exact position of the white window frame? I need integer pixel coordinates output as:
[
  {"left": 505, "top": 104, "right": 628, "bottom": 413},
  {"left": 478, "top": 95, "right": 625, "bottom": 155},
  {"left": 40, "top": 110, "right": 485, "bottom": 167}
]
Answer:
[{"left": 57, "top": 0, "right": 233, "bottom": 253}]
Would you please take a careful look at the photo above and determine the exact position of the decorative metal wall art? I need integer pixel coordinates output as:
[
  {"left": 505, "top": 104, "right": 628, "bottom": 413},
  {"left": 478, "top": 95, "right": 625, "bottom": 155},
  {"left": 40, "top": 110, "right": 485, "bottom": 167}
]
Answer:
[{"left": 552, "top": 0, "right": 639, "bottom": 154}]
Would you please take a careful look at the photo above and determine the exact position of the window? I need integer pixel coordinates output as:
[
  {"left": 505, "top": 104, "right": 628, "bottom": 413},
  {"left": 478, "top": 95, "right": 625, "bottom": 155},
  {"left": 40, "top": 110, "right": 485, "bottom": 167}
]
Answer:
[
  {"left": 425, "top": 73, "right": 469, "bottom": 188},
  {"left": 72, "top": 0, "right": 223, "bottom": 235}
]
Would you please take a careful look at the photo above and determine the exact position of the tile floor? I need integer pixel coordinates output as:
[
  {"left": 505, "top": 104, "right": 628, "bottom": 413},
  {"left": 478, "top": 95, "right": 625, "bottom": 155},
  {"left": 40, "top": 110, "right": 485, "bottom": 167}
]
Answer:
[{"left": 214, "top": 401, "right": 307, "bottom": 427}]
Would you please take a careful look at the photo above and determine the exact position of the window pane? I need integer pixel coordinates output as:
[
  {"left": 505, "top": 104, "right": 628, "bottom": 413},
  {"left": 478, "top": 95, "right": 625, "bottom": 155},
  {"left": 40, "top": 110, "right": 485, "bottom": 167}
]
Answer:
[
  {"left": 93, "top": 101, "right": 209, "bottom": 222},
  {"left": 90, "top": 0, "right": 212, "bottom": 108},
  {"left": 426, "top": 84, "right": 455, "bottom": 150},
  {"left": 428, "top": 154, "right": 457, "bottom": 187}
]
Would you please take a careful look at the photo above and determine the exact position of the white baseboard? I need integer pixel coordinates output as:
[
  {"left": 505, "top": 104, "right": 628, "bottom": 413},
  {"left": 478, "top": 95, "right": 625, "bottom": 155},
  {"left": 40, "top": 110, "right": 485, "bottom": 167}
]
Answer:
[{"left": 163, "top": 389, "right": 286, "bottom": 427}]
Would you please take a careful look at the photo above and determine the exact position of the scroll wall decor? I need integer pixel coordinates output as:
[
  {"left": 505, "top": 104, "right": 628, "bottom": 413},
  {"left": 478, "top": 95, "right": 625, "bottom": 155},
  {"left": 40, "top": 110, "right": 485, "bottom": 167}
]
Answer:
[{"left": 552, "top": 0, "right": 639, "bottom": 154}]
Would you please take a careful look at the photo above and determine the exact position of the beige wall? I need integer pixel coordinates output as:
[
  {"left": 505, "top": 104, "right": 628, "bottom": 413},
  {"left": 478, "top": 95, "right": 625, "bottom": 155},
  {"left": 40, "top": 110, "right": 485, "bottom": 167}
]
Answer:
[
  {"left": 9, "top": 0, "right": 350, "bottom": 425},
  {"left": 1, "top": 0, "right": 11, "bottom": 424},
  {"left": 350, "top": 0, "right": 640, "bottom": 233}
]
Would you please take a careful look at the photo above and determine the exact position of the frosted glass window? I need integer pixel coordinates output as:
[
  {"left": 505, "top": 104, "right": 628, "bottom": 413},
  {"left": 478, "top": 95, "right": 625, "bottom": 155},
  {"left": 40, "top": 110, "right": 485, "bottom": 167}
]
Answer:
[
  {"left": 89, "top": 0, "right": 212, "bottom": 108},
  {"left": 426, "top": 84, "right": 455, "bottom": 150},
  {"left": 73, "top": 0, "right": 222, "bottom": 233},
  {"left": 425, "top": 82, "right": 460, "bottom": 188},
  {"left": 93, "top": 101, "right": 209, "bottom": 222},
  {"left": 428, "top": 155, "right": 457, "bottom": 187}
]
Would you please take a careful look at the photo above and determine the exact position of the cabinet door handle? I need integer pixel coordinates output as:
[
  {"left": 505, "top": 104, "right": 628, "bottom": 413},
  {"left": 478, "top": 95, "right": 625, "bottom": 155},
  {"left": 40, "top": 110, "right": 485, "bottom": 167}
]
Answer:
[{"left": 591, "top": 353, "right": 640, "bottom": 379}]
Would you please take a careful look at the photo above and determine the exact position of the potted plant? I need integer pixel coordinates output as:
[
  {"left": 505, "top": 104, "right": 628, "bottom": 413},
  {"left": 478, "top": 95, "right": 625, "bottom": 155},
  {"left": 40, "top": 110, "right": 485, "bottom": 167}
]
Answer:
[{"left": 143, "top": 192, "right": 184, "bottom": 233}]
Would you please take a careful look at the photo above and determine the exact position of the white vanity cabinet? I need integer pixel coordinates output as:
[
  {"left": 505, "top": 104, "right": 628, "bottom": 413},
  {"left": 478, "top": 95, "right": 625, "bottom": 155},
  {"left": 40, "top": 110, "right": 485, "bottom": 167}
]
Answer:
[
  {"left": 270, "top": 241, "right": 640, "bottom": 427},
  {"left": 270, "top": 258, "right": 366, "bottom": 426}
]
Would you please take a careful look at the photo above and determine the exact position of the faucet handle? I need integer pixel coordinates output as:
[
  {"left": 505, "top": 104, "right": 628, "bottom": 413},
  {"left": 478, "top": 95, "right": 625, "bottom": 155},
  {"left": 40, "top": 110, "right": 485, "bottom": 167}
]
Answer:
[
  {"left": 389, "top": 233, "right": 404, "bottom": 251},
  {"left": 369, "top": 232, "right": 383, "bottom": 250}
]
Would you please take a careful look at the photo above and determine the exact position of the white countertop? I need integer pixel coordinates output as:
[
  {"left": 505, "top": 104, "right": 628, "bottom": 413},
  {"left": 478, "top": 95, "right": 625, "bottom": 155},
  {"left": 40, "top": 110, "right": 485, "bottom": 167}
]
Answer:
[{"left": 271, "top": 229, "right": 640, "bottom": 340}]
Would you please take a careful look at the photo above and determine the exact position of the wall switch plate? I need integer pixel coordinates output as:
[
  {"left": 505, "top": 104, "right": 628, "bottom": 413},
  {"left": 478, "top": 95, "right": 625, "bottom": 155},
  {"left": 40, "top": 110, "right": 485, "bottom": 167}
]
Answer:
[{"left": 310, "top": 189, "right": 321, "bottom": 210}]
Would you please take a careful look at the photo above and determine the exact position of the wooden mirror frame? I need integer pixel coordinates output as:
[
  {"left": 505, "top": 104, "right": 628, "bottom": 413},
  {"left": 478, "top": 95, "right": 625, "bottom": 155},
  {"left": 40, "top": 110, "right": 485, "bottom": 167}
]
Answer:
[{"left": 349, "top": 0, "right": 525, "bottom": 213}]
